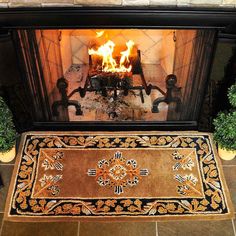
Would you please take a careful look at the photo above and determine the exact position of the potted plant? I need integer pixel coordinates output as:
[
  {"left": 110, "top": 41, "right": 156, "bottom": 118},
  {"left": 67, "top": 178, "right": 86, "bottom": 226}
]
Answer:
[
  {"left": 213, "top": 84, "right": 236, "bottom": 160},
  {"left": 0, "top": 96, "right": 17, "bottom": 163}
]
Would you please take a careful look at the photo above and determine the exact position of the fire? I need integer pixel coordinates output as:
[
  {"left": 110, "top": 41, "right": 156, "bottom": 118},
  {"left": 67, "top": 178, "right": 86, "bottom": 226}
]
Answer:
[
  {"left": 88, "top": 38, "right": 134, "bottom": 73},
  {"left": 96, "top": 31, "right": 104, "bottom": 38}
]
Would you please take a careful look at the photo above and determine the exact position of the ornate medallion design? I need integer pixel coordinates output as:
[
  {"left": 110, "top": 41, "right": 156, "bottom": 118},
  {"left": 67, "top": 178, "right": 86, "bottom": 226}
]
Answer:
[{"left": 87, "top": 151, "right": 149, "bottom": 195}]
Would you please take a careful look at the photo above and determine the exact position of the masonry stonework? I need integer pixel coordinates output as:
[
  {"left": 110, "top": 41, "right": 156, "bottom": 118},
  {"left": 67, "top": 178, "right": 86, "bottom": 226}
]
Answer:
[{"left": 0, "top": 0, "right": 235, "bottom": 7}]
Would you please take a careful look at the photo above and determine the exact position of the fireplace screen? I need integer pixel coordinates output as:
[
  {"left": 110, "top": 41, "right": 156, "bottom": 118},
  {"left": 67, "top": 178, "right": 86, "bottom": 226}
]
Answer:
[{"left": 17, "top": 29, "right": 215, "bottom": 123}]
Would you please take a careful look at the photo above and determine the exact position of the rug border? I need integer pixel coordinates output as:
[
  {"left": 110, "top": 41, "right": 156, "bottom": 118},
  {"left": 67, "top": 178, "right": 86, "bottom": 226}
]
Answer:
[{"left": 4, "top": 131, "right": 235, "bottom": 222}]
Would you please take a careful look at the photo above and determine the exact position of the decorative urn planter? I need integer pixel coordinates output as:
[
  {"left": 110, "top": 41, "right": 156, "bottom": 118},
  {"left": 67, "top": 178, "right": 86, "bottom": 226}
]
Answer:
[
  {"left": 0, "top": 145, "right": 16, "bottom": 163},
  {"left": 218, "top": 146, "right": 236, "bottom": 161}
]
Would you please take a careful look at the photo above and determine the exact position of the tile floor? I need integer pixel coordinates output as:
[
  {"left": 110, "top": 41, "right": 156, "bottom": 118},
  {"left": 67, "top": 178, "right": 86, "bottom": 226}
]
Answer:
[{"left": 0, "top": 142, "right": 235, "bottom": 236}]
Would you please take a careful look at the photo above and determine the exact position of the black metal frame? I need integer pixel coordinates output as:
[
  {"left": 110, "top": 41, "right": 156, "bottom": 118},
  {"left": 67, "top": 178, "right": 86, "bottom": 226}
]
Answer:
[
  {"left": 0, "top": 7, "right": 236, "bottom": 30},
  {"left": 0, "top": 7, "right": 235, "bottom": 132}
]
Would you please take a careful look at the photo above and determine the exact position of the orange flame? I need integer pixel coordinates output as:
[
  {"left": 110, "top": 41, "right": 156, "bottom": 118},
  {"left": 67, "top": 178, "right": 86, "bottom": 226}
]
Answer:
[
  {"left": 96, "top": 31, "right": 104, "bottom": 38},
  {"left": 88, "top": 39, "right": 134, "bottom": 73}
]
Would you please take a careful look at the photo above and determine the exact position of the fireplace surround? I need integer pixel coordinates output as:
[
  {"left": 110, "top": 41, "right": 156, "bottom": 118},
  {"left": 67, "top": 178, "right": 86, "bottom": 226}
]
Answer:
[{"left": 0, "top": 7, "right": 235, "bottom": 132}]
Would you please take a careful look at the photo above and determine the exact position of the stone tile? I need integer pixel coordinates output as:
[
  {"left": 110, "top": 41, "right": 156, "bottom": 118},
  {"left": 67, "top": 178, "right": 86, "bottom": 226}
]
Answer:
[
  {"left": 0, "top": 165, "right": 14, "bottom": 212},
  {"left": 72, "top": 45, "right": 89, "bottom": 64},
  {"left": 42, "top": 0, "right": 73, "bottom": 2},
  {"left": 177, "top": 0, "right": 191, "bottom": 6},
  {"left": 143, "top": 29, "right": 163, "bottom": 43},
  {"left": 223, "top": 0, "right": 236, "bottom": 3},
  {"left": 42, "top": 2, "right": 74, "bottom": 6},
  {"left": 1, "top": 221, "right": 79, "bottom": 236},
  {"left": 9, "top": 0, "right": 41, "bottom": 7},
  {"left": 0, "top": 3, "right": 8, "bottom": 7},
  {"left": 141, "top": 41, "right": 162, "bottom": 64},
  {"left": 80, "top": 222, "right": 156, "bottom": 236},
  {"left": 222, "top": 0, "right": 236, "bottom": 6},
  {"left": 157, "top": 220, "right": 235, "bottom": 236},
  {"left": 221, "top": 156, "right": 236, "bottom": 166},
  {"left": 189, "top": 0, "right": 222, "bottom": 6},
  {"left": 74, "top": 0, "right": 122, "bottom": 5},
  {"left": 0, "top": 213, "right": 3, "bottom": 233},
  {"left": 123, "top": 0, "right": 150, "bottom": 5},
  {"left": 150, "top": 0, "right": 177, "bottom": 5},
  {"left": 116, "top": 29, "right": 156, "bottom": 56},
  {"left": 219, "top": 4, "right": 236, "bottom": 8},
  {"left": 223, "top": 166, "right": 236, "bottom": 211}
]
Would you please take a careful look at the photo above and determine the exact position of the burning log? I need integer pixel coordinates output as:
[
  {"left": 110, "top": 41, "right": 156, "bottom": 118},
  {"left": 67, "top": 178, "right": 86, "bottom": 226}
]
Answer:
[{"left": 89, "top": 70, "right": 132, "bottom": 90}]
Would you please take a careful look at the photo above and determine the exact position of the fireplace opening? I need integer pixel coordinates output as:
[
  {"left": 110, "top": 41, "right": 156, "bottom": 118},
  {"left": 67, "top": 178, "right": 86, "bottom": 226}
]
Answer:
[
  {"left": 17, "top": 29, "right": 214, "bottom": 123},
  {"left": 0, "top": 7, "right": 235, "bottom": 131}
]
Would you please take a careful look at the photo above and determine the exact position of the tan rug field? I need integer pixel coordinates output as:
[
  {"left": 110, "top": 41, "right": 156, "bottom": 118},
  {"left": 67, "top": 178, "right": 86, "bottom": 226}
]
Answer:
[{"left": 5, "top": 131, "right": 234, "bottom": 221}]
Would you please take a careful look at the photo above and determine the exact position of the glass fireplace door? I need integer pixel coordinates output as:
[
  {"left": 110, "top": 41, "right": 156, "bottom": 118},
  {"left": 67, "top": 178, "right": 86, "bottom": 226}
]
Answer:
[{"left": 17, "top": 29, "right": 215, "bottom": 124}]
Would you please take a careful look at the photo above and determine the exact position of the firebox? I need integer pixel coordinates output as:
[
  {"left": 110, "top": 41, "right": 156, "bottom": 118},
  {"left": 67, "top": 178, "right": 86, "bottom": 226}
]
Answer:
[
  {"left": 0, "top": 7, "right": 235, "bottom": 132},
  {"left": 27, "top": 29, "right": 210, "bottom": 122}
]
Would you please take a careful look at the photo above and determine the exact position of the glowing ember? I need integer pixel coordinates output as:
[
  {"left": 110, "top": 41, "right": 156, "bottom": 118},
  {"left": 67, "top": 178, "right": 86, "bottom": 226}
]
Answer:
[{"left": 88, "top": 37, "right": 134, "bottom": 73}]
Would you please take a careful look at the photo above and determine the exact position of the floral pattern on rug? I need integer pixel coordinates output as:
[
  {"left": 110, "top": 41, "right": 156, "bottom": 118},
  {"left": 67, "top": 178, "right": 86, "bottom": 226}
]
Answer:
[
  {"left": 7, "top": 133, "right": 233, "bottom": 220},
  {"left": 171, "top": 150, "right": 201, "bottom": 196}
]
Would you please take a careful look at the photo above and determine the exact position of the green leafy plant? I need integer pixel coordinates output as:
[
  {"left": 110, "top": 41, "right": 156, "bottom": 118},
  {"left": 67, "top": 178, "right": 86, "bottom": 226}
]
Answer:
[
  {"left": 213, "top": 83, "right": 236, "bottom": 151},
  {"left": 228, "top": 84, "right": 236, "bottom": 107},
  {"left": 0, "top": 97, "right": 16, "bottom": 153},
  {"left": 213, "top": 111, "right": 236, "bottom": 151}
]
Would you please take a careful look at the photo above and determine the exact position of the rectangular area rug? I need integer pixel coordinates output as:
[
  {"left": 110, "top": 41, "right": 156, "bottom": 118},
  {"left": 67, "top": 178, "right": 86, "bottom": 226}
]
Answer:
[{"left": 5, "top": 131, "right": 234, "bottom": 221}]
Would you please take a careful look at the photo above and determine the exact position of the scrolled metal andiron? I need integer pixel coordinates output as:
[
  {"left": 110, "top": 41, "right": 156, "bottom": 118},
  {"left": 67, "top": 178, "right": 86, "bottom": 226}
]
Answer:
[
  {"left": 51, "top": 52, "right": 181, "bottom": 117},
  {"left": 52, "top": 77, "right": 83, "bottom": 116},
  {"left": 152, "top": 74, "right": 182, "bottom": 113}
]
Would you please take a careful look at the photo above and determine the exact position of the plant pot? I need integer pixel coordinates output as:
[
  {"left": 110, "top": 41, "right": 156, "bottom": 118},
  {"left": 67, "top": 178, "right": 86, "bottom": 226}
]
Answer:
[
  {"left": 218, "top": 146, "right": 236, "bottom": 161},
  {"left": 0, "top": 145, "right": 16, "bottom": 163}
]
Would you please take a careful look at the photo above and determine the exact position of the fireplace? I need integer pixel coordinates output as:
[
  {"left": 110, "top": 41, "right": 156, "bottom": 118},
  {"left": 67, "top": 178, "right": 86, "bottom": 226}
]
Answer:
[
  {"left": 0, "top": 7, "right": 235, "bottom": 132},
  {"left": 22, "top": 28, "right": 213, "bottom": 122}
]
